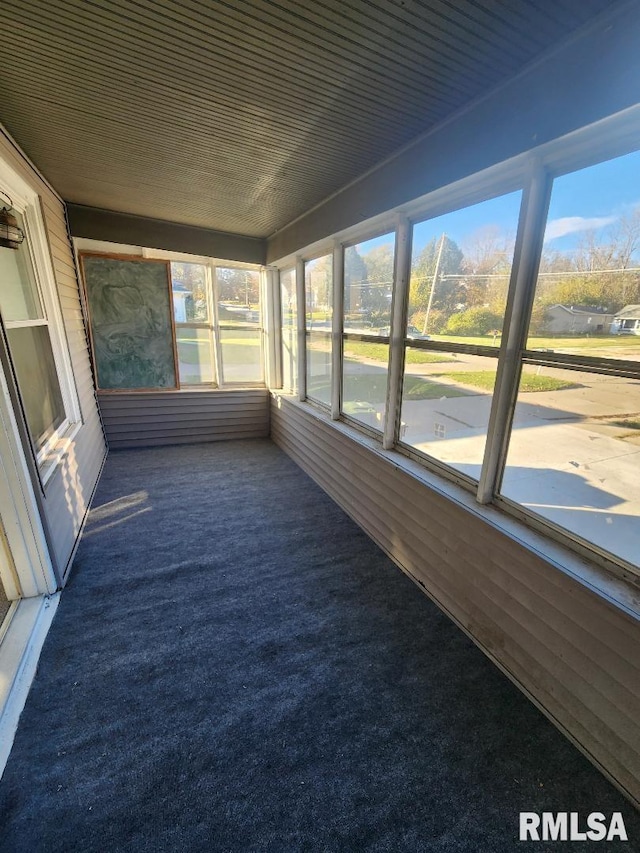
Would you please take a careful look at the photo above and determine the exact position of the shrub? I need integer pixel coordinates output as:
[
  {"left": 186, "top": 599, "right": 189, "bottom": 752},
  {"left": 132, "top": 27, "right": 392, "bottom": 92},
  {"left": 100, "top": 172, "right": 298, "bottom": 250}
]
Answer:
[{"left": 443, "top": 308, "right": 503, "bottom": 336}]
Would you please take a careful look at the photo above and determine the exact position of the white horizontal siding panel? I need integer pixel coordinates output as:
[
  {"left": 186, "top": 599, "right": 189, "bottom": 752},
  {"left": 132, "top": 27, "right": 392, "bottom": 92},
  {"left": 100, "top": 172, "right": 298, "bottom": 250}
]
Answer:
[{"left": 96, "top": 389, "right": 269, "bottom": 448}]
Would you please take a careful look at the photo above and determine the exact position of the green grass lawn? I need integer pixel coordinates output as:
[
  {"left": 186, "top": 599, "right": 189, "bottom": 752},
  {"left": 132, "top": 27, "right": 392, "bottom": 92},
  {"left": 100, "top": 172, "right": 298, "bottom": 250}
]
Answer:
[
  {"left": 341, "top": 372, "right": 469, "bottom": 404},
  {"left": 437, "top": 370, "right": 577, "bottom": 393},
  {"left": 178, "top": 335, "right": 260, "bottom": 366},
  {"left": 405, "top": 348, "right": 453, "bottom": 364},
  {"left": 177, "top": 340, "right": 209, "bottom": 365},
  {"left": 343, "top": 340, "right": 451, "bottom": 363},
  {"left": 313, "top": 367, "right": 579, "bottom": 405},
  {"left": 340, "top": 373, "right": 469, "bottom": 404},
  {"left": 428, "top": 333, "right": 640, "bottom": 351},
  {"left": 611, "top": 416, "right": 640, "bottom": 430},
  {"left": 403, "top": 376, "right": 467, "bottom": 400},
  {"left": 526, "top": 335, "right": 640, "bottom": 351}
]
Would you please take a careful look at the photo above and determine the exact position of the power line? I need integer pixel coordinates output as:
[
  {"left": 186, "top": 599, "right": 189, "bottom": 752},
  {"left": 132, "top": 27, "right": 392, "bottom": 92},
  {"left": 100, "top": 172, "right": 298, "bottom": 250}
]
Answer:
[{"left": 411, "top": 266, "right": 640, "bottom": 282}]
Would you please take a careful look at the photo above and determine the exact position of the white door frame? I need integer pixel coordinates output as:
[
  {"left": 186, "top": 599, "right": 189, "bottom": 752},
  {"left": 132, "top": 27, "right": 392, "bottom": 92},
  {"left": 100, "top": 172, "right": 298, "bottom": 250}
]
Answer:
[{"left": 0, "top": 353, "right": 57, "bottom": 598}]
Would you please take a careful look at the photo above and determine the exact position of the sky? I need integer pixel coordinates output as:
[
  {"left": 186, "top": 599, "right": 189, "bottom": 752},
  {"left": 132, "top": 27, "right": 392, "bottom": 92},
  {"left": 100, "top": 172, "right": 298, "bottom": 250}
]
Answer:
[
  {"left": 411, "top": 191, "right": 522, "bottom": 259},
  {"left": 355, "top": 148, "right": 640, "bottom": 263},
  {"left": 544, "top": 149, "right": 640, "bottom": 253}
]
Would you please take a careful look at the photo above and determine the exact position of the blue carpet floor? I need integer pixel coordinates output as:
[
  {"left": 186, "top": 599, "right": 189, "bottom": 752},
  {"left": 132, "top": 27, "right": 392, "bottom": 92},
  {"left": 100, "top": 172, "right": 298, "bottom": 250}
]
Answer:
[{"left": 0, "top": 439, "right": 636, "bottom": 852}]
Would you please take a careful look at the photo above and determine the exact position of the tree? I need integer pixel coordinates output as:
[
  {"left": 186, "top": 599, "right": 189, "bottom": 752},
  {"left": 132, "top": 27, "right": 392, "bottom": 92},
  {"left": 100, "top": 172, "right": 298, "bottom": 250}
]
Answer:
[
  {"left": 362, "top": 242, "right": 394, "bottom": 319},
  {"left": 305, "top": 255, "right": 332, "bottom": 317},
  {"left": 459, "top": 225, "right": 514, "bottom": 313},
  {"left": 217, "top": 268, "right": 259, "bottom": 306},
  {"left": 344, "top": 246, "right": 368, "bottom": 314},
  {"left": 409, "top": 235, "right": 464, "bottom": 317},
  {"left": 534, "top": 207, "right": 640, "bottom": 315}
]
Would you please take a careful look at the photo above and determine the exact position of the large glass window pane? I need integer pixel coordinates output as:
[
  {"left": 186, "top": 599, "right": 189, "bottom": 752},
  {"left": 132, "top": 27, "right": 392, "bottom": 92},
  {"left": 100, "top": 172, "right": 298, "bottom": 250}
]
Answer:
[
  {"left": 501, "top": 367, "right": 640, "bottom": 569},
  {"left": 217, "top": 267, "right": 260, "bottom": 316},
  {"left": 171, "top": 262, "right": 209, "bottom": 323},
  {"left": 344, "top": 233, "right": 394, "bottom": 334},
  {"left": 220, "top": 328, "right": 262, "bottom": 383},
  {"left": 400, "top": 348, "right": 498, "bottom": 477},
  {"left": 528, "top": 150, "right": 640, "bottom": 362},
  {"left": 305, "top": 255, "right": 332, "bottom": 331},
  {"left": 217, "top": 268, "right": 262, "bottom": 384},
  {"left": 307, "top": 336, "right": 331, "bottom": 406},
  {"left": 176, "top": 327, "right": 215, "bottom": 385},
  {"left": 280, "top": 268, "right": 297, "bottom": 392},
  {"left": 6, "top": 325, "right": 65, "bottom": 451},
  {"left": 341, "top": 233, "right": 395, "bottom": 429},
  {"left": 305, "top": 254, "right": 332, "bottom": 406},
  {"left": 410, "top": 192, "right": 521, "bottom": 344},
  {"left": 0, "top": 210, "right": 43, "bottom": 322},
  {"left": 342, "top": 341, "right": 389, "bottom": 432}
]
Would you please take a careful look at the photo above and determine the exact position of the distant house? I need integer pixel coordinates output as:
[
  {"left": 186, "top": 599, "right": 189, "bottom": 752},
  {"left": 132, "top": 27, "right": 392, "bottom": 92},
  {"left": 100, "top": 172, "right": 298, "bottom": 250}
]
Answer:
[
  {"left": 542, "top": 304, "right": 614, "bottom": 335},
  {"left": 610, "top": 304, "right": 640, "bottom": 335},
  {"left": 172, "top": 280, "right": 189, "bottom": 323}
]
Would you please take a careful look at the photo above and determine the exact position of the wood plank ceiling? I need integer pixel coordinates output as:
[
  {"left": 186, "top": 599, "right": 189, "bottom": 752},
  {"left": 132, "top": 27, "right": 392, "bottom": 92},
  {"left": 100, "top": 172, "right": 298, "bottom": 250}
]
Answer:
[{"left": 0, "top": 0, "right": 614, "bottom": 238}]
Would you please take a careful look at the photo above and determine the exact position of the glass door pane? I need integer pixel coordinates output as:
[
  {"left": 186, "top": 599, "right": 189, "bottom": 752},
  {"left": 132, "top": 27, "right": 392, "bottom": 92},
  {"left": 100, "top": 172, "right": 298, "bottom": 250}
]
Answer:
[
  {"left": 6, "top": 325, "right": 65, "bottom": 451},
  {"left": 0, "top": 210, "right": 43, "bottom": 322}
]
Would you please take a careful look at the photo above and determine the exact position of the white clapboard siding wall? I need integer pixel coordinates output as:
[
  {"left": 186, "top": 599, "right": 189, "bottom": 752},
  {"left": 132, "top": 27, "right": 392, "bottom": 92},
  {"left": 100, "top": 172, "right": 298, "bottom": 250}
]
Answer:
[
  {"left": 98, "top": 389, "right": 269, "bottom": 449},
  {"left": 271, "top": 394, "right": 640, "bottom": 806},
  {"left": 0, "top": 130, "right": 107, "bottom": 577}
]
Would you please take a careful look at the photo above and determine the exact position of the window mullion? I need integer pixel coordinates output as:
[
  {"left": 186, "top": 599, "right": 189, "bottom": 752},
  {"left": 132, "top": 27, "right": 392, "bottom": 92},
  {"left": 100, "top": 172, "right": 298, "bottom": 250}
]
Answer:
[
  {"left": 210, "top": 265, "right": 223, "bottom": 386},
  {"left": 477, "top": 162, "right": 553, "bottom": 504},
  {"left": 331, "top": 240, "right": 344, "bottom": 420},
  {"left": 271, "top": 268, "right": 283, "bottom": 389},
  {"left": 295, "top": 257, "right": 306, "bottom": 402},
  {"left": 262, "top": 267, "right": 277, "bottom": 390},
  {"left": 383, "top": 215, "right": 411, "bottom": 450}
]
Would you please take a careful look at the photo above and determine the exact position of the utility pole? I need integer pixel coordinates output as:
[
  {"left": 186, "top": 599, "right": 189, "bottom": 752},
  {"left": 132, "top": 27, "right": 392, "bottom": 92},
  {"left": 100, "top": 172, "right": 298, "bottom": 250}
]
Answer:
[{"left": 422, "top": 232, "right": 446, "bottom": 335}]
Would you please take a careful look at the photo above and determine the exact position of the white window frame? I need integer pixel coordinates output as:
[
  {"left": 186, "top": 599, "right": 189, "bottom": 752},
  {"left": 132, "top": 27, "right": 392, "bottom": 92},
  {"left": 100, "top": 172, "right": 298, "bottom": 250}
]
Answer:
[
  {"left": 144, "top": 248, "right": 265, "bottom": 388},
  {"left": 279, "top": 266, "right": 298, "bottom": 394},
  {"left": 170, "top": 260, "right": 219, "bottom": 387},
  {"left": 339, "top": 227, "right": 398, "bottom": 437},
  {"left": 75, "top": 243, "right": 266, "bottom": 389},
  {"left": 214, "top": 265, "right": 265, "bottom": 387},
  {"left": 271, "top": 105, "right": 640, "bottom": 584},
  {"left": 304, "top": 251, "right": 335, "bottom": 411},
  {"left": 0, "top": 159, "right": 81, "bottom": 483}
]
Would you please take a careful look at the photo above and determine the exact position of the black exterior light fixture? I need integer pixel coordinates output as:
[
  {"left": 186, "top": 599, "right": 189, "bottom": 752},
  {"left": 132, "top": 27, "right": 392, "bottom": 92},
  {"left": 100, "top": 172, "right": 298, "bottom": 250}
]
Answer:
[{"left": 0, "top": 191, "right": 25, "bottom": 250}]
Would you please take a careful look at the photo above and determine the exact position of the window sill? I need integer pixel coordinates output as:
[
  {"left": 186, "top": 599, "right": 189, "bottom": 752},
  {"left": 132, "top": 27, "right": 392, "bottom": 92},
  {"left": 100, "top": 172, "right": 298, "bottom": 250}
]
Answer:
[
  {"left": 276, "top": 393, "right": 640, "bottom": 622},
  {"left": 96, "top": 385, "right": 267, "bottom": 394}
]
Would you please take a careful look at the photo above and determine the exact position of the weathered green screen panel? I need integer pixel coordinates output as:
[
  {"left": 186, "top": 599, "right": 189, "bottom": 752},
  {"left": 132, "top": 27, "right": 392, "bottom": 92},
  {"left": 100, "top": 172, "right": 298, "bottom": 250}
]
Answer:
[{"left": 81, "top": 255, "right": 177, "bottom": 390}]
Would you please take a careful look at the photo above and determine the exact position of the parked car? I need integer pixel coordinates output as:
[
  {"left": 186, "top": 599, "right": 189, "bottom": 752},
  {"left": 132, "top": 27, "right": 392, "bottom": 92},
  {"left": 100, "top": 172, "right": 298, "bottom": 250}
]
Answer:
[
  {"left": 374, "top": 325, "right": 431, "bottom": 339},
  {"left": 407, "top": 325, "right": 430, "bottom": 340}
]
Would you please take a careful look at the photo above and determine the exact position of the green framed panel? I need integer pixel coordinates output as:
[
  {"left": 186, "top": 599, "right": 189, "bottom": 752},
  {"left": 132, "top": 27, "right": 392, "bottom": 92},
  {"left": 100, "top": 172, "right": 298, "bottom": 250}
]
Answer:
[{"left": 80, "top": 254, "right": 178, "bottom": 391}]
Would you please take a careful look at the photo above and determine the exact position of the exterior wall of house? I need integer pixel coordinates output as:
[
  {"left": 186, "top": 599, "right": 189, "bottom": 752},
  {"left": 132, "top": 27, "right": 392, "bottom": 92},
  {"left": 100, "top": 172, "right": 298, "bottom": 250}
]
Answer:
[
  {"left": 542, "top": 306, "right": 614, "bottom": 335},
  {"left": 271, "top": 394, "right": 640, "bottom": 805},
  {"left": 612, "top": 317, "right": 640, "bottom": 335},
  {"left": 98, "top": 389, "right": 269, "bottom": 449},
  {"left": 0, "top": 129, "right": 107, "bottom": 581}
]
